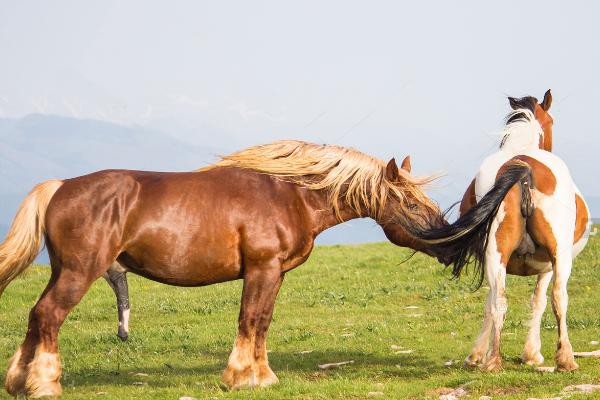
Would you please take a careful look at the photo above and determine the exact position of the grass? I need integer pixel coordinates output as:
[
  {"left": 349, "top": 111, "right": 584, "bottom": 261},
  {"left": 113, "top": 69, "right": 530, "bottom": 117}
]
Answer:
[{"left": 0, "top": 228, "right": 599, "bottom": 399}]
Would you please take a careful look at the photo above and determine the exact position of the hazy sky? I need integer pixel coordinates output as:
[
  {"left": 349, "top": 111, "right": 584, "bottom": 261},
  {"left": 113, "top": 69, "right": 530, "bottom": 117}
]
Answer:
[{"left": 0, "top": 1, "right": 598, "bottom": 209}]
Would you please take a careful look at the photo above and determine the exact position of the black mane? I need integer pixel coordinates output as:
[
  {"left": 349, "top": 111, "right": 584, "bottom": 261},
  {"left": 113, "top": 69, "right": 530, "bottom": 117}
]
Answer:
[{"left": 506, "top": 95, "right": 537, "bottom": 125}]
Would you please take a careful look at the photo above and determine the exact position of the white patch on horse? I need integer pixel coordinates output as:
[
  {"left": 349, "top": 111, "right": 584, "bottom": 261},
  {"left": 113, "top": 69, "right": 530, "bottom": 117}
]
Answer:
[{"left": 121, "top": 308, "right": 130, "bottom": 333}]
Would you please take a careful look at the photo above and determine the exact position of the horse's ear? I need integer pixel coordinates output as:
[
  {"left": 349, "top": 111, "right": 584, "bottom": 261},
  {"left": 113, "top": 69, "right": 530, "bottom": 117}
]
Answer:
[
  {"left": 385, "top": 158, "right": 400, "bottom": 181},
  {"left": 400, "top": 155, "right": 411, "bottom": 173},
  {"left": 540, "top": 89, "right": 552, "bottom": 111},
  {"left": 508, "top": 97, "right": 519, "bottom": 110}
]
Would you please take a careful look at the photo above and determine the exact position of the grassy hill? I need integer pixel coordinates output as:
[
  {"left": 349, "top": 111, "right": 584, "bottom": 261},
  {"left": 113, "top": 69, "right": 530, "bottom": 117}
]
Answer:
[{"left": 0, "top": 229, "right": 599, "bottom": 399}]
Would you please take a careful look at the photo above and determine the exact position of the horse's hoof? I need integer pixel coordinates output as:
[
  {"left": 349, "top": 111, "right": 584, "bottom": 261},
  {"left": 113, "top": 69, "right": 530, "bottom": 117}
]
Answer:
[
  {"left": 556, "top": 350, "right": 579, "bottom": 372},
  {"left": 556, "top": 361, "right": 579, "bottom": 372},
  {"left": 118, "top": 333, "right": 128, "bottom": 342},
  {"left": 464, "top": 353, "right": 483, "bottom": 368},
  {"left": 521, "top": 351, "right": 544, "bottom": 366},
  {"left": 222, "top": 365, "right": 257, "bottom": 390},
  {"left": 5, "top": 347, "right": 28, "bottom": 397},
  {"left": 27, "top": 380, "right": 62, "bottom": 398},
  {"left": 222, "top": 363, "right": 278, "bottom": 389},
  {"left": 480, "top": 356, "right": 502, "bottom": 372},
  {"left": 257, "top": 365, "right": 279, "bottom": 387},
  {"left": 24, "top": 350, "right": 62, "bottom": 398}
]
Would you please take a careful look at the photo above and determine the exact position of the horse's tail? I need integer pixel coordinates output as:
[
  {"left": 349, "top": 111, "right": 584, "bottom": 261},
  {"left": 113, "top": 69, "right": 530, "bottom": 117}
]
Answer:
[
  {"left": 411, "top": 160, "right": 532, "bottom": 288},
  {"left": 0, "top": 179, "right": 63, "bottom": 295}
]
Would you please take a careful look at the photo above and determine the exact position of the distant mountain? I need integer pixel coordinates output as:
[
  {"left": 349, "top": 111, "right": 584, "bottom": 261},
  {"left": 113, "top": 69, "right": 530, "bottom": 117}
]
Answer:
[{"left": 0, "top": 113, "right": 224, "bottom": 214}]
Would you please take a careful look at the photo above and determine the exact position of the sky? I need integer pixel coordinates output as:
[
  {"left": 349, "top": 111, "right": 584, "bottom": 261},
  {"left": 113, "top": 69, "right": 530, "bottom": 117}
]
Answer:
[{"left": 0, "top": 1, "right": 598, "bottom": 220}]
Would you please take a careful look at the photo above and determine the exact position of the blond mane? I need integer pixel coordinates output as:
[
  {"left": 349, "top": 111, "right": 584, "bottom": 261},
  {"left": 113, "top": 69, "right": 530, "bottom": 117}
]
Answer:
[{"left": 199, "top": 140, "right": 436, "bottom": 221}]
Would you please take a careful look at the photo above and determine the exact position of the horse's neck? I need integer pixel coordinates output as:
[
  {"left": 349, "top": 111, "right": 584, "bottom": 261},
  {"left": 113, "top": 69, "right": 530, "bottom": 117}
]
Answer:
[
  {"left": 501, "top": 138, "right": 540, "bottom": 156},
  {"left": 301, "top": 189, "right": 366, "bottom": 235},
  {"left": 543, "top": 132, "right": 553, "bottom": 152}
]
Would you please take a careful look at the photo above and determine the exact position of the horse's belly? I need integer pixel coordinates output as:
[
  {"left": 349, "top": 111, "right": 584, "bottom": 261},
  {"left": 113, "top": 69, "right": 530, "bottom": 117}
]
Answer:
[
  {"left": 506, "top": 252, "right": 552, "bottom": 276},
  {"left": 118, "top": 240, "right": 242, "bottom": 286}
]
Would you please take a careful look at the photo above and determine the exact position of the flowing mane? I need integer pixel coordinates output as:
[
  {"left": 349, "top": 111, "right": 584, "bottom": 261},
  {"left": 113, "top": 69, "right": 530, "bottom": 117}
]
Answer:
[
  {"left": 199, "top": 140, "right": 436, "bottom": 221},
  {"left": 499, "top": 108, "right": 543, "bottom": 153}
]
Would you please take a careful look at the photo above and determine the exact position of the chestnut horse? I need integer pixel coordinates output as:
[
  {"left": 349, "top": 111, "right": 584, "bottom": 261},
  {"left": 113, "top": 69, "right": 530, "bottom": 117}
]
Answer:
[
  {"left": 0, "top": 141, "right": 457, "bottom": 397},
  {"left": 437, "top": 91, "right": 590, "bottom": 372}
]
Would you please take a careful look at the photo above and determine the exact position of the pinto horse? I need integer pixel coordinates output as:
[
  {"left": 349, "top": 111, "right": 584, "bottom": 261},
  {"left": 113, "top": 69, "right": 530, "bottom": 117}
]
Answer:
[
  {"left": 0, "top": 141, "right": 457, "bottom": 397},
  {"left": 420, "top": 91, "right": 590, "bottom": 372}
]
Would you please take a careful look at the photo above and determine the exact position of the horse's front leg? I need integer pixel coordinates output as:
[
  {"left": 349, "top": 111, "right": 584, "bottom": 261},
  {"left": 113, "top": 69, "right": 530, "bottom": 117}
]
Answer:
[
  {"left": 522, "top": 271, "right": 552, "bottom": 366},
  {"left": 551, "top": 251, "right": 578, "bottom": 371},
  {"left": 222, "top": 263, "right": 283, "bottom": 389}
]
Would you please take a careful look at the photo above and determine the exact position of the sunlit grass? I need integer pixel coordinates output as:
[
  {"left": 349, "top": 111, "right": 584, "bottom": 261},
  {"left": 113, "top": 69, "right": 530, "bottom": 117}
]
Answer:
[{"left": 0, "top": 229, "right": 599, "bottom": 399}]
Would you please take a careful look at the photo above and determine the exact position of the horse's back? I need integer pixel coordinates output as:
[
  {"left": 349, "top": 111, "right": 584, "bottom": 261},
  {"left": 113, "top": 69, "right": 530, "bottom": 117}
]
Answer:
[
  {"left": 45, "top": 168, "right": 316, "bottom": 286},
  {"left": 475, "top": 149, "right": 572, "bottom": 198}
]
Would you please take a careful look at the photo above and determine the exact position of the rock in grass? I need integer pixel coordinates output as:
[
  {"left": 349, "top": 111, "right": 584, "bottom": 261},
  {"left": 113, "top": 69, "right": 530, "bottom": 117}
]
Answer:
[
  {"left": 573, "top": 350, "right": 600, "bottom": 358},
  {"left": 535, "top": 366, "right": 556, "bottom": 372},
  {"left": 562, "top": 384, "right": 600, "bottom": 394},
  {"left": 438, "top": 387, "right": 467, "bottom": 400},
  {"left": 440, "top": 389, "right": 467, "bottom": 399},
  {"left": 179, "top": 397, "right": 196, "bottom": 400},
  {"left": 367, "top": 392, "right": 384, "bottom": 397},
  {"left": 318, "top": 360, "right": 354, "bottom": 370}
]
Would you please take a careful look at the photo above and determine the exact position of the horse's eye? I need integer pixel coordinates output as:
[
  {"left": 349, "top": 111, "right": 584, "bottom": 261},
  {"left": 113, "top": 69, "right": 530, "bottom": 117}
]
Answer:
[{"left": 409, "top": 203, "right": 418, "bottom": 210}]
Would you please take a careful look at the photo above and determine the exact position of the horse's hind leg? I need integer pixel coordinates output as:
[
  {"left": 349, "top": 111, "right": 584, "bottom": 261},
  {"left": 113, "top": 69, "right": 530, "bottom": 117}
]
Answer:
[
  {"left": 222, "top": 264, "right": 283, "bottom": 389},
  {"left": 464, "top": 293, "right": 493, "bottom": 367},
  {"left": 103, "top": 263, "right": 130, "bottom": 341},
  {"left": 522, "top": 271, "right": 552, "bottom": 366},
  {"left": 551, "top": 251, "right": 577, "bottom": 371},
  {"left": 5, "top": 265, "right": 101, "bottom": 397},
  {"left": 528, "top": 205, "right": 578, "bottom": 371},
  {"left": 480, "top": 188, "right": 524, "bottom": 372},
  {"left": 480, "top": 252, "right": 508, "bottom": 372}
]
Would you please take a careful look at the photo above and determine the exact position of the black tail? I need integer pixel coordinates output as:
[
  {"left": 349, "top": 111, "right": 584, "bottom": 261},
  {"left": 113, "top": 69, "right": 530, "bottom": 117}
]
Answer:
[{"left": 410, "top": 161, "right": 532, "bottom": 288}]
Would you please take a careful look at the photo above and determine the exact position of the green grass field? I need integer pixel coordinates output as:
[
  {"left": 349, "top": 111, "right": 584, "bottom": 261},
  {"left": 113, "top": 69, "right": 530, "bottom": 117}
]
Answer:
[{"left": 0, "top": 228, "right": 599, "bottom": 399}]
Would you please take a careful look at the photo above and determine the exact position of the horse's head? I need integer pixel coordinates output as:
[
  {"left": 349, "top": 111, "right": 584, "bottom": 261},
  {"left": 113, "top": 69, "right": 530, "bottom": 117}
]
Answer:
[
  {"left": 508, "top": 89, "right": 553, "bottom": 151},
  {"left": 378, "top": 156, "right": 451, "bottom": 265}
]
